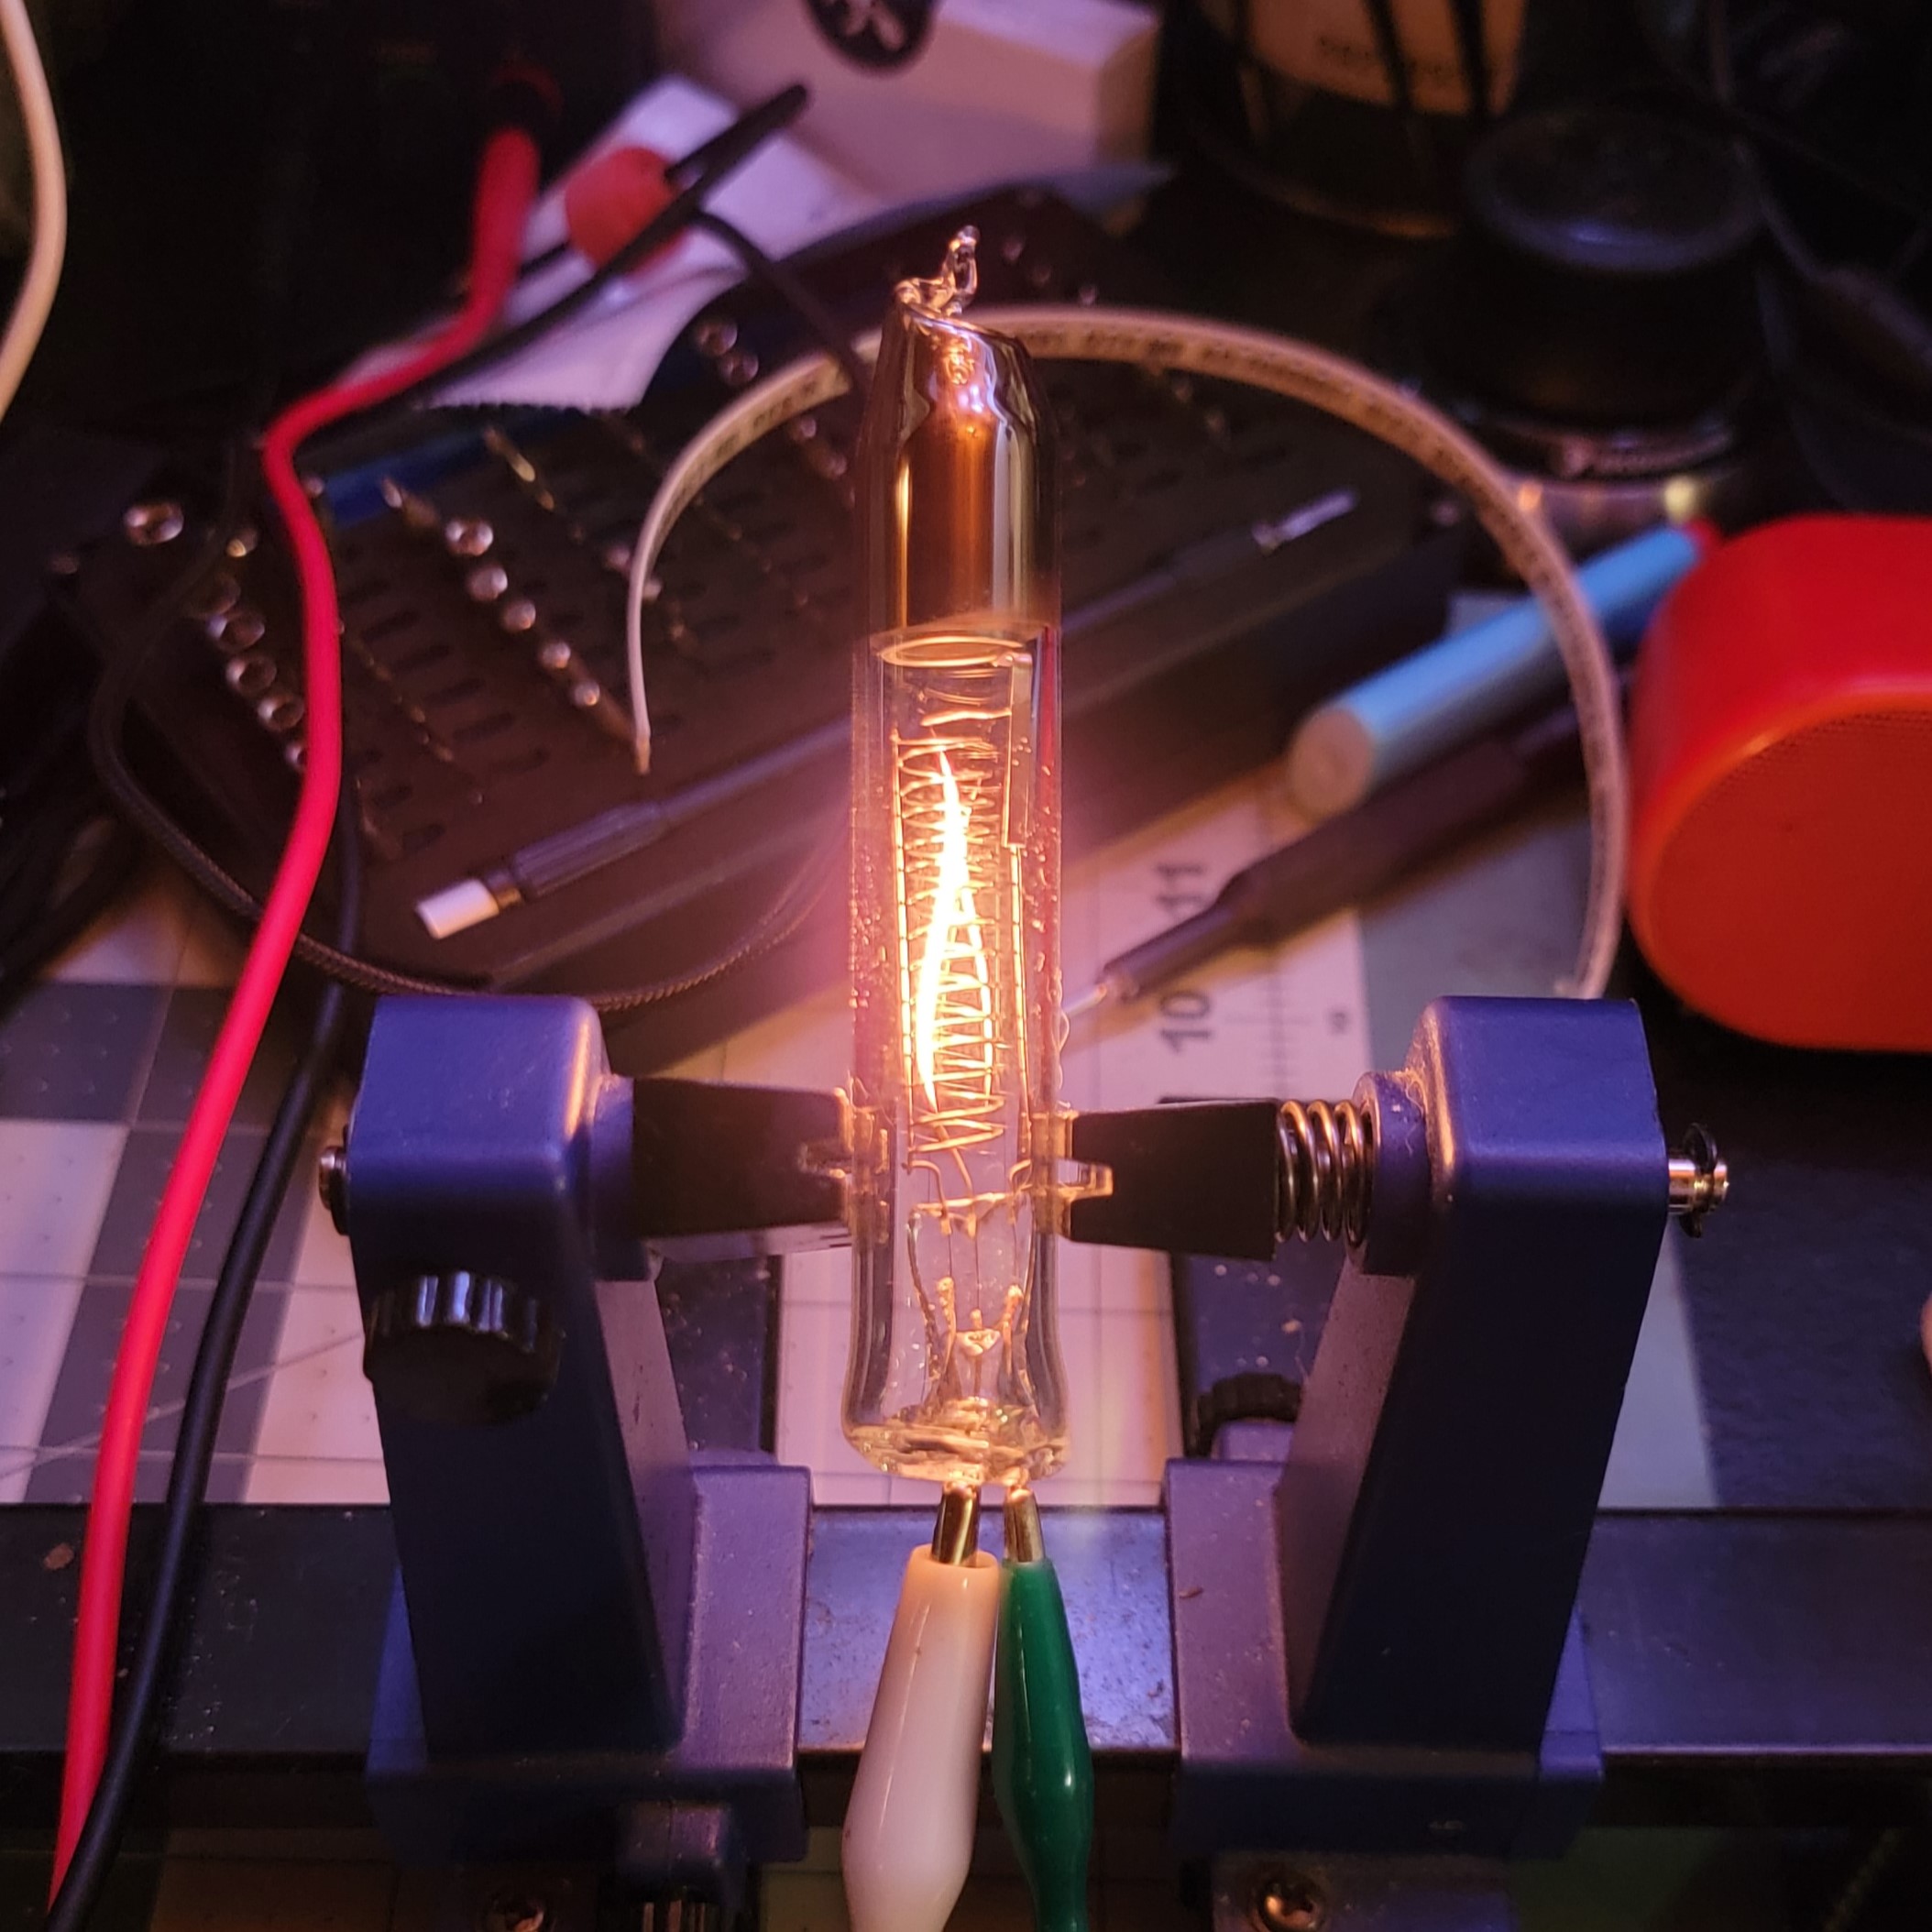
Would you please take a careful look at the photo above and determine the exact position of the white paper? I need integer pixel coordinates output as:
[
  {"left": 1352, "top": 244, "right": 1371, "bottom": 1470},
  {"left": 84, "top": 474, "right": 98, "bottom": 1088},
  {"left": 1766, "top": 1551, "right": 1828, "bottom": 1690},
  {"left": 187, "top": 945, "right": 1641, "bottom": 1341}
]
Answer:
[{"left": 659, "top": 0, "right": 1159, "bottom": 205}]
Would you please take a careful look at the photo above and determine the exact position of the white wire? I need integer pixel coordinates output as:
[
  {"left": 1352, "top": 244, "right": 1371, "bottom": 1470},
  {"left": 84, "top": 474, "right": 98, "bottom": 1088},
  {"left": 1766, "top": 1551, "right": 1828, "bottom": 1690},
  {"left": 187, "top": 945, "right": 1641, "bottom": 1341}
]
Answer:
[
  {"left": 625, "top": 307, "right": 1627, "bottom": 1000},
  {"left": 623, "top": 347, "right": 872, "bottom": 777},
  {"left": 0, "top": 0, "right": 64, "bottom": 422}
]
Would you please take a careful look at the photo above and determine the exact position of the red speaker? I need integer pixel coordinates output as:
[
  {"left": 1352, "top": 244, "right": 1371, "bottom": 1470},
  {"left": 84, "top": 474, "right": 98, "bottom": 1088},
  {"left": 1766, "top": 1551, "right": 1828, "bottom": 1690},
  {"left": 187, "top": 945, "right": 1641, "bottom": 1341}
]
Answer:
[{"left": 1628, "top": 515, "right": 1932, "bottom": 1052}]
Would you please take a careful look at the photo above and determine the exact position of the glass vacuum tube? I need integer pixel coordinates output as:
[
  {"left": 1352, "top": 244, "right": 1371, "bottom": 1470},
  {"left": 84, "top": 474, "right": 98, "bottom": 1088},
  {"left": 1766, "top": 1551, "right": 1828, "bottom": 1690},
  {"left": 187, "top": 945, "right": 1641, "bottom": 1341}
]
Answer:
[{"left": 844, "top": 229, "right": 1067, "bottom": 1487}]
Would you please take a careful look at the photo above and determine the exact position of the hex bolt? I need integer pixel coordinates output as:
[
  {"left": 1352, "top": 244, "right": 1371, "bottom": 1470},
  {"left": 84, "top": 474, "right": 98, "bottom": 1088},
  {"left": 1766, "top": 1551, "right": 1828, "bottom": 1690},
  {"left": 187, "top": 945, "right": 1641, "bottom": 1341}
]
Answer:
[
  {"left": 479, "top": 1894, "right": 548, "bottom": 1932},
  {"left": 317, "top": 1143, "right": 347, "bottom": 1234},
  {"left": 1252, "top": 1871, "right": 1325, "bottom": 1932}
]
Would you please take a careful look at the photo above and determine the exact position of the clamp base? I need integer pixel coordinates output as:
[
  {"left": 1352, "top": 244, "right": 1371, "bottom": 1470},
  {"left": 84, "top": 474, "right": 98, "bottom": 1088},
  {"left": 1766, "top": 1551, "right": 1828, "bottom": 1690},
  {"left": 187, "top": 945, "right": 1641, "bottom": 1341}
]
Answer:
[
  {"left": 1168, "top": 1458, "right": 1600, "bottom": 1860},
  {"left": 368, "top": 1460, "right": 810, "bottom": 1883}
]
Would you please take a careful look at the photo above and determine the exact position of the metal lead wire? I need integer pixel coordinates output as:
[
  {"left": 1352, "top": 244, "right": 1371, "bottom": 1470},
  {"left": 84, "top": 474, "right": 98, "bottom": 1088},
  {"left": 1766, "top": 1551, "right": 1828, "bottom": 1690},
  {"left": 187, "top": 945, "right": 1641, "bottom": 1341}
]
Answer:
[{"left": 931, "top": 1482, "right": 982, "bottom": 1565}]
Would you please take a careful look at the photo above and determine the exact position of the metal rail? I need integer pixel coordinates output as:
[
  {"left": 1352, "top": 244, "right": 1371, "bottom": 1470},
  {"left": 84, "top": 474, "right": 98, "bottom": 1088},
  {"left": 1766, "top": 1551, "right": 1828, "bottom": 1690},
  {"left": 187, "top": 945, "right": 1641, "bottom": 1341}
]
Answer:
[{"left": 2, "top": 1504, "right": 1929, "bottom": 1832}]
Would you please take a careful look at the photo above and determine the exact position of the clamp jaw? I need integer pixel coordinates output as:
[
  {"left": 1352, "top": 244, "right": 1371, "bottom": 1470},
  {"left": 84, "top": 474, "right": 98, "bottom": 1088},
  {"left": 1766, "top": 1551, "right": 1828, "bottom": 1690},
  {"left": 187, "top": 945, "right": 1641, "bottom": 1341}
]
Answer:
[{"left": 334, "top": 993, "right": 1721, "bottom": 1884}]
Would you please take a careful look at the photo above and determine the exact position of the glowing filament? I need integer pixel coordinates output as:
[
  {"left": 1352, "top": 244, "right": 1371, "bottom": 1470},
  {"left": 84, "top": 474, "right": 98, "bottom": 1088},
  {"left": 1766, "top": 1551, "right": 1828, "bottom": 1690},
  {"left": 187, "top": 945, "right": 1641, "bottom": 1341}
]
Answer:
[
  {"left": 915, "top": 752, "right": 973, "bottom": 1109},
  {"left": 894, "top": 729, "right": 1004, "bottom": 1161}
]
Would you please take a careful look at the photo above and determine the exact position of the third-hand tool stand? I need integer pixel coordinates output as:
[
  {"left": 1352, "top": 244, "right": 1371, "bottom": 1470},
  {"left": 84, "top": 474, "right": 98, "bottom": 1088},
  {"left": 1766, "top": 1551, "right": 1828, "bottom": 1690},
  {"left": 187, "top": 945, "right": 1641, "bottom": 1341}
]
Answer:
[
  {"left": 1071, "top": 997, "right": 1721, "bottom": 1870},
  {"left": 330, "top": 993, "right": 1721, "bottom": 1916},
  {"left": 335, "top": 998, "right": 846, "bottom": 1918}
]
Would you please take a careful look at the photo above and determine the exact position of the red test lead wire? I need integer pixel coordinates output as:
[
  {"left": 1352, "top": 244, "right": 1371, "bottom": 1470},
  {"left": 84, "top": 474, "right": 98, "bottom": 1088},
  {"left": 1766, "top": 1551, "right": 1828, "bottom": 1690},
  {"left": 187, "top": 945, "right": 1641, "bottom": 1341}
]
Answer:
[{"left": 51, "top": 123, "right": 541, "bottom": 1896}]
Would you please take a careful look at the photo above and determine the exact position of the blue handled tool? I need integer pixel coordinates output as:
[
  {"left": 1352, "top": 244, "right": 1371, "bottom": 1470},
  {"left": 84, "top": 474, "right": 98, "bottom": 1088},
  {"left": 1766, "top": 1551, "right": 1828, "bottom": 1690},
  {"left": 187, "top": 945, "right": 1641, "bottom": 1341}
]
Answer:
[{"left": 1286, "top": 521, "right": 1710, "bottom": 818}]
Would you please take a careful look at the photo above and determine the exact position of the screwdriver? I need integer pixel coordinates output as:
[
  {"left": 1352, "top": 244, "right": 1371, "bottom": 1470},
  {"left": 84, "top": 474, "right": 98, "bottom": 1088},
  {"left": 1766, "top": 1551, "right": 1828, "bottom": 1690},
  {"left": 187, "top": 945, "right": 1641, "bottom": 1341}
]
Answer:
[{"left": 1063, "top": 683, "right": 1609, "bottom": 1022}]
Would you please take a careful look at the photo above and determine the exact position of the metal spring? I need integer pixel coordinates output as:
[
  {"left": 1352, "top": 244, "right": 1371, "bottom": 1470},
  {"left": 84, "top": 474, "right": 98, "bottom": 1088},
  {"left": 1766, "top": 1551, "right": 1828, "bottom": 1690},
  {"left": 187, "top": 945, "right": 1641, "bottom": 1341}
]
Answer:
[{"left": 1278, "top": 1099, "right": 1375, "bottom": 1246}]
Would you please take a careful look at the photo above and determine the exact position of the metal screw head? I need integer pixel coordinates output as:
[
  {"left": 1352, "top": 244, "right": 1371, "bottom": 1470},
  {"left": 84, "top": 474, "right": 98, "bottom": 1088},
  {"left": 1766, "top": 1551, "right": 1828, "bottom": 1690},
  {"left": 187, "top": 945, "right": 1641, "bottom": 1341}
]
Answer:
[
  {"left": 1253, "top": 1872, "right": 1325, "bottom": 1932},
  {"left": 257, "top": 691, "right": 306, "bottom": 734},
  {"left": 480, "top": 1894, "right": 548, "bottom": 1932},
  {"left": 1667, "top": 1123, "right": 1729, "bottom": 1236},
  {"left": 445, "top": 517, "right": 495, "bottom": 558},
  {"left": 317, "top": 1143, "right": 347, "bottom": 1234},
  {"left": 212, "top": 607, "right": 267, "bottom": 654},
  {"left": 224, "top": 652, "right": 278, "bottom": 697},
  {"left": 466, "top": 563, "right": 510, "bottom": 604},
  {"left": 124, "top": 500, "right": 184, "bottom": 546}
]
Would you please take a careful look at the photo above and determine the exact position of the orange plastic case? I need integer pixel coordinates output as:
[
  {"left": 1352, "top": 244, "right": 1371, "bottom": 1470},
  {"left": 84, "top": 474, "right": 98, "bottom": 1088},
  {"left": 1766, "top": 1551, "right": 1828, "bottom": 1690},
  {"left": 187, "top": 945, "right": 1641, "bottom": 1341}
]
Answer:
[{"left": 1628, "top": 514, "right": 1932, "bottom": 1051}]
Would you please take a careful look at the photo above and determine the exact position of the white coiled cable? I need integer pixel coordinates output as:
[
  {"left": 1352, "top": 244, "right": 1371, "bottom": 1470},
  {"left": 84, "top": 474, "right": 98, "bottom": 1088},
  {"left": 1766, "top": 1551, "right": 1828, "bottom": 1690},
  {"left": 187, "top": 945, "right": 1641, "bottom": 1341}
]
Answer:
[{"left": 0, "top": 0, "right": 66, "bottom": 423}]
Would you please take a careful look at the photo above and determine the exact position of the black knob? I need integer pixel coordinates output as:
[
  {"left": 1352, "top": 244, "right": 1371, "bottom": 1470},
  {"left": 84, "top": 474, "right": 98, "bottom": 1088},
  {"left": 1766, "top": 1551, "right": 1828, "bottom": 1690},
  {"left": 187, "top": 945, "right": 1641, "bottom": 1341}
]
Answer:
[
  {"left": 363, "top": 1271, "right": 560, "bottom": 1426},
  {"left": 1432, "top": 105, "right": 1761, "bottom": 428},
  {"left": 1191, "top": 1370, "right": 1301, "bottom": 1458}
]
